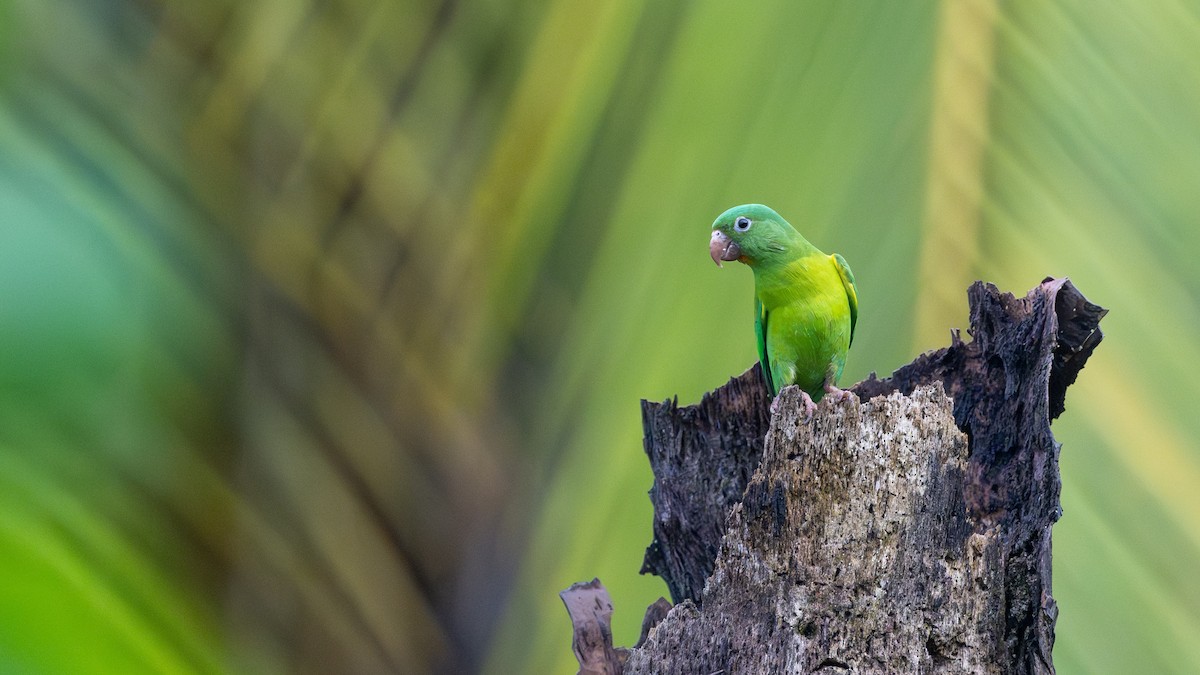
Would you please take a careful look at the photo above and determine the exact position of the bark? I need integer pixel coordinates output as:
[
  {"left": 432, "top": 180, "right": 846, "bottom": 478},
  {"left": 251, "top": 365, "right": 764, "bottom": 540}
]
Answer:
[
  {"left": 627, "top": 385, "right": 988, "bottom": 672},
  {"left": 623, "top": 278, "right": 1106, "bottom": 674},
  {"left": 639, "top": 364, "right": 774, "bottom": 603}
]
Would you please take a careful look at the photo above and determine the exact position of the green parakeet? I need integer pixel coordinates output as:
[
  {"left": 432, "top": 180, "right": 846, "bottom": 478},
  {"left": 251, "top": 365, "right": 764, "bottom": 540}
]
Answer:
[{"left": 709, "top": 204, "right": 858, "bottom": 417}]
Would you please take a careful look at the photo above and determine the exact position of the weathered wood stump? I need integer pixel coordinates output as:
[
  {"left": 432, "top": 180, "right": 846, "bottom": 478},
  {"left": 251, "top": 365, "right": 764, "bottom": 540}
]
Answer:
[
  {"left": 629, "top": 385, "right": 988, "bottom": 672},
  {"left": 562, "top": 278, "right": 1106, "bottom": 674}
]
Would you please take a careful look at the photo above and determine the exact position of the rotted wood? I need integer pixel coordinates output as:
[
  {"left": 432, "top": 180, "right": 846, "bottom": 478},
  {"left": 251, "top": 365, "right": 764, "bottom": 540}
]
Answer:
[
  {"left": 628, "top": 386, "right": 978, "bottom": 672},
  {"left": 639, "top": 363, "right": 774, "bottom": 604},
  {"left": 559, "top": 579, "right": 627, "bottom": 675},
  {"left": 626, "top": 278, "right": 1106, "bottom": 673},
  {"left": 560, "top": 580, "right": 672, "bottom": 675}
]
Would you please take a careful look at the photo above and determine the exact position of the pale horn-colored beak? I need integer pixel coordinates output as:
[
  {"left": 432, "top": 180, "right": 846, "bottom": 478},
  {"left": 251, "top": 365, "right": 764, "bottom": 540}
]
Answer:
[{"left": 710, "top": 230, "right": 741, "bottom": 267}]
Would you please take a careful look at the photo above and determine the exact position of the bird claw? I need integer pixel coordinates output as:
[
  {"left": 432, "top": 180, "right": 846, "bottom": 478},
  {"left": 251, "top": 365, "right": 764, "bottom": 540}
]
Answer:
[{"left": 770, "top": 388, "right": 817, "bottom": 422}]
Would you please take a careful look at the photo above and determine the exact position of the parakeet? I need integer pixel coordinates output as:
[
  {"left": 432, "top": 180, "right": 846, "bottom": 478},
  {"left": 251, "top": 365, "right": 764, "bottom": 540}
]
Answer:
[{"left": 709, "top": 204, "right": 858, "bottom": 417}]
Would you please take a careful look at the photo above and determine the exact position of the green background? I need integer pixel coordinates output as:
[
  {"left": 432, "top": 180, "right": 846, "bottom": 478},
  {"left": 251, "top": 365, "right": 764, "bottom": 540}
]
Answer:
[{"left": 1, "top": 0, "right": 1198, "bottom": 672}]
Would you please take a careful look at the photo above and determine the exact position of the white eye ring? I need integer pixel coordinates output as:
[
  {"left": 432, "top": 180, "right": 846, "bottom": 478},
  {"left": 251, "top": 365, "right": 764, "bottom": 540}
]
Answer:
[{"left": 734, "top": 216, "right": 752, "bottom": 232}]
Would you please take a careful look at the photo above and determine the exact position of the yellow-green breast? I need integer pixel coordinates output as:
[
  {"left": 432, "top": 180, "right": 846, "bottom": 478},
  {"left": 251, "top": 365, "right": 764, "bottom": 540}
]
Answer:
[{"left": 755, "top": 253, "right": 853, "bottom": 400}]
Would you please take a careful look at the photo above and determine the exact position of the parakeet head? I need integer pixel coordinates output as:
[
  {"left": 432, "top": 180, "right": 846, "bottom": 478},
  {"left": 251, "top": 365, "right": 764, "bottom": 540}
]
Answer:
[{"left": 709, "top": 203, "right": 798, "bottom": 268}]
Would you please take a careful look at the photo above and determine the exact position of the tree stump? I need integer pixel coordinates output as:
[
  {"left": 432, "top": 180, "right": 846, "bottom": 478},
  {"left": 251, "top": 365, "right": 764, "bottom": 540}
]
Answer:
[
  {"left": 564, "top": 278, "right": 1106, "bottom": 674},
  {"left": 629, "top": 385, "right": 990, "bottom": 672}
]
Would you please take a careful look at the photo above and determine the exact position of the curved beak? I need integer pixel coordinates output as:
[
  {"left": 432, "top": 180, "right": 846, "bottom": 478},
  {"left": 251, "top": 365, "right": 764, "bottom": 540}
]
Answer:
[{"left": 710, "top": 230, "right": 742, "bottom": 267}]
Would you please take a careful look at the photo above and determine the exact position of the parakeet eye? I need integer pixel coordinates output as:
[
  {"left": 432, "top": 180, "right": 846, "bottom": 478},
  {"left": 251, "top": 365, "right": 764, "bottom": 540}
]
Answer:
[{"left": 734, "top": 216, "right": 752, "bottom": 232}]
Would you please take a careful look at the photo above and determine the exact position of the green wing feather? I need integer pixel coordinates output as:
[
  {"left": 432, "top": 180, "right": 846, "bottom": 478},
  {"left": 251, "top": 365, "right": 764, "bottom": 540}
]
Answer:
[
  {"left": 754, "top": 297, "right": 775, "bottom": 395},
  {"left": 833, "top": 253, "right": 858, "bottom": 346}
]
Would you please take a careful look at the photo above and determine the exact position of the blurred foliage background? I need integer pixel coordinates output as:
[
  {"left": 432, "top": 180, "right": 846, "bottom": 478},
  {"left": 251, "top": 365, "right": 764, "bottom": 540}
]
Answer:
[{"left": 0, "top": 0, "right": 1198, "bottom": 673}]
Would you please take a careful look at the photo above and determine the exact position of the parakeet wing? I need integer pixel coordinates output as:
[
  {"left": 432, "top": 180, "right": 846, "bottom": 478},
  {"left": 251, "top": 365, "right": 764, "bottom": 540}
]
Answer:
[
  {"left": 755, "top": 297, "right": 775, "bottom": 394},
  {"left": 833, "top": 253, "right": 858, "bottom": 347}
]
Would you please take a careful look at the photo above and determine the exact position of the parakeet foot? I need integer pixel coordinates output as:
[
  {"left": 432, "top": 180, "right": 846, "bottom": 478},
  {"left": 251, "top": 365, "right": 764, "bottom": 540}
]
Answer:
[
  {"left": 799, "top": 390, "right": 817, "bottom": 421},
  {"left": 769, "top": 389, "right": 817, "bottom": 422},
  {"left": 822, "top": 382, "right": 854, "bottom": 404}
]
